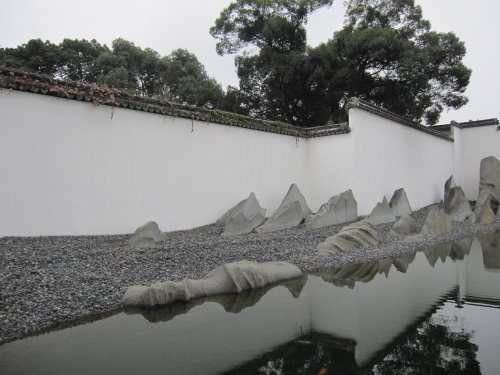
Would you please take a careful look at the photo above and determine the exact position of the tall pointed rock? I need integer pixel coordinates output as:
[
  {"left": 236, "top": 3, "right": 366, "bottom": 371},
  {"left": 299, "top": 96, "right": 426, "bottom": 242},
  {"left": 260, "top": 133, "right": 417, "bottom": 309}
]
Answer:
[{"left": 256, "top": 183, "right": 312, "bottom": 233}]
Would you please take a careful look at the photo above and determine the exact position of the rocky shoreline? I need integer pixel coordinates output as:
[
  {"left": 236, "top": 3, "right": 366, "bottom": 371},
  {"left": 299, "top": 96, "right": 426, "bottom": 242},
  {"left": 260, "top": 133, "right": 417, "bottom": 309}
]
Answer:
[{"left": 1, "top": 205, "right": 499, "bottom": 345}]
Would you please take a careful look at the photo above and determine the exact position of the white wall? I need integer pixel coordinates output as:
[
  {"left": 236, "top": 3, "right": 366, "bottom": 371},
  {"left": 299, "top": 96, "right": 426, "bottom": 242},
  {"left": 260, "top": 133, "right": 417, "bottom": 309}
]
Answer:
[
  {"left": 455, "top": 125, "right": 500, "bottom": 200},
  {"left": 0, "top": 90, "right": 307, "bottom": 236},
  {"left": 348, "top": 109, "right": 454, "bottom": 213},
  {"left": 0, "top": 89, "right": 496, "bottom": 236}
]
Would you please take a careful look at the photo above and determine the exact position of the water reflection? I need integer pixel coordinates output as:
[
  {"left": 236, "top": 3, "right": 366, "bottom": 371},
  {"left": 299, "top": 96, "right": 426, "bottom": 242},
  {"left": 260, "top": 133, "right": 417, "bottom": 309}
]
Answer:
[
  {"left": 1, "top": 230, "right": 499, "bottom": 375},
  {"left": 480, "top": 231, "right": 500, "bottom": 271}
]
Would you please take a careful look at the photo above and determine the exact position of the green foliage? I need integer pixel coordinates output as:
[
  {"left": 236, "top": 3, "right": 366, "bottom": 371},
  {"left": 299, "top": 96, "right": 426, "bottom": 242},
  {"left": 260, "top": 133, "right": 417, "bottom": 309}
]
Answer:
[
  {"left": 210, "top": 0, "right": 333, "bottom": 55},
  {"left": 162, "top": 49, "right": 224, "bottom": 107},
  {"left": 212, "top": 0, "right": 471, "bottom": 126},
  {"left": 0, "top": 38, "right": 223, "bottom": 109}
]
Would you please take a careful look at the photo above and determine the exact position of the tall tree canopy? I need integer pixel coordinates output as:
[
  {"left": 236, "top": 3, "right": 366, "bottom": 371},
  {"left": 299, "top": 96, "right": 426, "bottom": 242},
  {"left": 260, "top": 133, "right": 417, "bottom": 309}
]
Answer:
[
  {"left": 0, "top": 38, "right": 223, "bottom": 108},
  {"left": 211, "top": 0, "right": 471, "bottom": 126}
]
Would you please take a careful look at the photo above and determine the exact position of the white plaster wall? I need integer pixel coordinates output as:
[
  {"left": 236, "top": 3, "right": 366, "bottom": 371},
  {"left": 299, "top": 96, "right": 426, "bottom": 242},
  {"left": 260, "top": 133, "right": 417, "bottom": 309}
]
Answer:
[
  {"left": 348, "top": 109, "right": 455, "bottom": 214},
  {"left": 0, "top": 89, "right": 495, "bottom": 236},
  {"left": 304, "top": 133, "right": 355, "bottom": 211},
  {"left": 455, "top": 125, "right": 500, "bottom": 200},
  {"left": 0, "top": 90, "right": 307, "bottom": 236}
]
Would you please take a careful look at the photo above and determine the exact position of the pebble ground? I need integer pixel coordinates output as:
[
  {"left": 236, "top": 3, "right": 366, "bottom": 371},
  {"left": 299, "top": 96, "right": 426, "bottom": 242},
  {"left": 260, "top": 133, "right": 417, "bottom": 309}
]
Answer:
[{"left": 1, "top": 205, "right": 499, "bottom": 344}]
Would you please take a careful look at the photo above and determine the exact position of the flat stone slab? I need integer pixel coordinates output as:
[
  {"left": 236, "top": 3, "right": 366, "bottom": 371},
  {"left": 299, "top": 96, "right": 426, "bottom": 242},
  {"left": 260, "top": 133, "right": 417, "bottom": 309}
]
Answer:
[
  {"left": 444, "top": 186, "right": 474, "bottom": 222},
  {"left": 128, "top": 221, "right": 165, "bottom": 247},
  {"left": 368, "top": 197, "right": 397, "bottom": 225},
  {"left": 317, "top": 220, "right": 379, "bottom": 256},
  {"left": 421, "top": 206, "right": 453, "bottom": 235},
  {"left": 122, "top": 260, "right": 303, "bottom": 307},
  {"left": 256, "top": 183, "right": 312, "bottom": 233},
  {"left": 389, "top": 188, "right": 412, "bottom": 217},
  {"left": 303, "top": 190, "right": 357, "bottom": 229},
  {"left": 218, "top": 192, "right": 267, "bottom": 236}
]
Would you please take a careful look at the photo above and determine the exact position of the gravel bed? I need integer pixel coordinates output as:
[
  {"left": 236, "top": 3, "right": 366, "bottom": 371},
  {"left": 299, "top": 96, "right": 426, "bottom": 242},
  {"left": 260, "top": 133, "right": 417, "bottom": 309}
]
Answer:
[{"left": 1, "top": 205, "right": 499, "bottom": 344}]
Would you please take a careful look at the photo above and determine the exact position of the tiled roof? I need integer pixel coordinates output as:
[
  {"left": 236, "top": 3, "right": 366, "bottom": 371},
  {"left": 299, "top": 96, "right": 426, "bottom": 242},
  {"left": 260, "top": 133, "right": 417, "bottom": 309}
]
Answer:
[
  {"left": 347, "top": 98, "right": 453, "bottom": 141},
  {"left": 0, "top": 66, "right": 348, "bottom": 138},
  {"left": 430, "top": 119, "right": 499, "bottom": 134},
  {"left": 452, "top": 118, "right": 499, "bottom": 129}
]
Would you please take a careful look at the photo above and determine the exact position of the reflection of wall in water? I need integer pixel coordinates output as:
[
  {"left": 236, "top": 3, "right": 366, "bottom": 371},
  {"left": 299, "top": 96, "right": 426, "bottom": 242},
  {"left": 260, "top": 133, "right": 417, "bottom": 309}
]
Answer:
[
  {"left": 308, "top": 251, "right": 458, "bottom": 365},
  {"left": 465, "top": 231, "right": 500, "bottom": 301}
]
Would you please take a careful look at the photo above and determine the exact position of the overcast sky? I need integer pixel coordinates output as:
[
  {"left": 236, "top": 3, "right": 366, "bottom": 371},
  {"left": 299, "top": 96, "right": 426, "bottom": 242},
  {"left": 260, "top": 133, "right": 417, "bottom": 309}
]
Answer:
[{"left": 1, "top": 0, "right": 498, "bottom": 124}]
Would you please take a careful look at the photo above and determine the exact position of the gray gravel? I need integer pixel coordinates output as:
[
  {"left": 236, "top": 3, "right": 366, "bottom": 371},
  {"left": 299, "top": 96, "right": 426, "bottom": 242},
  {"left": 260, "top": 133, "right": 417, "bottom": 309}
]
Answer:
[{"left": 1, "top": 205, "right": 499, "bottom": 344}]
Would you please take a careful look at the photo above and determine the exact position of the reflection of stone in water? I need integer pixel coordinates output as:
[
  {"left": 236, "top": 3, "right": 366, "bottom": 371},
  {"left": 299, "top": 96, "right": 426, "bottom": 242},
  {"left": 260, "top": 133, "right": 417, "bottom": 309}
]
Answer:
[
  {"left": 125, "top": 275, "right": 308, "bottom": 323},
  {"left": 378, "top": 258, "right": 393, "bottom": 277},
  {"left": 424, "top": 244, "right": 452, "bottom": 267},
  {"left": 318, "top": 261, "right": 381, "bottom": 286},
  {"left": 479, "top": 230, "right": 500, "bottom": 271},
  {"left": 450, "top": 237, "right": 473, "bottom": 261},
  {"left": 318, "top": 253, "right": 418, "bottom": 287},
  {"left": 424, "top": 237, "right": 474, "bottom": 266},
  {"left": 393, "top": 253, "right": 416, "bottom": 273}
]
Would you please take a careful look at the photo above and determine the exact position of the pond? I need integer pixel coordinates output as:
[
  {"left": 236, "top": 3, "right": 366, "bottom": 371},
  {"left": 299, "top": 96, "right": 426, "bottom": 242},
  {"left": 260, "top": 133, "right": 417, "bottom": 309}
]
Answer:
[{"left": 1, "top": 231, "right": 500, "bottom": 374}]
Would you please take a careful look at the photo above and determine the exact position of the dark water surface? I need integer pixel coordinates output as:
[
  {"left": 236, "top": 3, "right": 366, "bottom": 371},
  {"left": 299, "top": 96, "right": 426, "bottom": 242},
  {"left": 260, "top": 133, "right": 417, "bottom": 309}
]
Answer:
[{"left": 1, "top": 231, "right": 500, "bottom": 374}]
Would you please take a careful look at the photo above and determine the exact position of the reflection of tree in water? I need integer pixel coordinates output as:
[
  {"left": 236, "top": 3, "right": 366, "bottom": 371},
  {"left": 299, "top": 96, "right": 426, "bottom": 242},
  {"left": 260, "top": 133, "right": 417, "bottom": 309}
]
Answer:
[
  {"left": 223, "top": 333, "right": 359, "bottom": 375},
  {"left": 371, "top": 304, "right": 480, "bottom": 374}
]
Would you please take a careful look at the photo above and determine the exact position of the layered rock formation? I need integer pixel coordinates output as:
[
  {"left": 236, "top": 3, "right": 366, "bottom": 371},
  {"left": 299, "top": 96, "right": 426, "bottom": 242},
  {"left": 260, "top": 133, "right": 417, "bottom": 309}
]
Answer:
[
  {"left": 474, "top": 156, "right": 500, "bottom": 224},
  {"left": 317, "top": 220, "right": 379, "bottom": 256},
  {"left": 421, "top": 206, "right": 453, "bottom": 236},
  {"left": 389, "top": 188, "right": 412, "bottom": 217},
  {"left": 444, "top": 175, "right": 456, "bottom": 204},
  {"left": 217, "top": 192, "right": 267, "bottom": 236},
  {"left": 122, "top": 260, "right": 303, "bottom": 307},
  {"left": 368, "top": 197, "right": 397, "bottom": 225},
  {"left": 474, "top": 192, "right": 497, "bottom": 225},
  {"left": 256, "top": 184, "right": 312, "bottom": 233},
  {"left": 444, "top": 186, "right": 474, "bottom": 222},
  {"left": 302, "top": 190, "right": 357, "bottom": 229},
  {"left": 391, "top": 215, "right": 418, "bottom": 235},
  {"left": 478, "top": 156, "right": 500, "bottom": 202},
  {"left": 128, "top": 221, "right": 165, "bottom": 247}
]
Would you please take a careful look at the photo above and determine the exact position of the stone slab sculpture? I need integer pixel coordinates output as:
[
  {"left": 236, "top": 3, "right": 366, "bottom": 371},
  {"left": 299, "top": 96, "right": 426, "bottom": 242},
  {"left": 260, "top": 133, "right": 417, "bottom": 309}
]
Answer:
[
  {"left": 255, "top": 183, "right": 312, "bottom": 233},
  {"left": 478, "top": 156, "right": 500, "bottom": 202},
  {"left": 122, "top": 260, "right": 303, "bottom": 308},
  {"left": 474, "top": 191, "right": 497, "bottom": 225},
  {"left": 390, "top": 215, "right": 417, "bottom": 236},
  {"left": 128, "top": 221, "right": 165, "bottom": 247},
  {"left": 421, "top": 206, "right": 453, "bottom": 236},
  {"left": 368, "top": 197, "right": 397, "bottom": 225},
  {"left": 218, "top": 192, "right": 267, "bottom": 236},
  {"left": 444, "top": 175, "right": 456, "bottom": 204},
  {"left": 444, "top": 186, "right": 474, "bottom": 222},
  {"left": 389, "top": 188, "right": 412, "bottom": 217},
  {"left": 317, "top": 220, "right": 379, "bottom": 256},
  {"left": 125, "top": 275, "right": 308, "bottom": 323},
  {"left": 302, "top": 190, "right": 357, "bottom": 229}
]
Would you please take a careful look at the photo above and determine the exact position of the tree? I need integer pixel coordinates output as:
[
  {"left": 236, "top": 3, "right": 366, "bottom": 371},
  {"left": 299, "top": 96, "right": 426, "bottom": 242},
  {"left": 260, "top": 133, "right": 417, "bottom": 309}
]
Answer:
[
  {"left": 161, "top": 49, "right": 223, "bottom": 108},
  {"left": 58, "top": 39, "right": 107, "bottom": 83},
  {"left": 326, "top": 0, "right": 471, "bottom": 124},
  {"left": 0, "top": 39, "right": 61, "bottom": 75},
  {"left": 211, "top": 0, "right": 471, "bottom": 126},
  {"left": 211, "top": 0, "right": 335, "bottom": 126}
]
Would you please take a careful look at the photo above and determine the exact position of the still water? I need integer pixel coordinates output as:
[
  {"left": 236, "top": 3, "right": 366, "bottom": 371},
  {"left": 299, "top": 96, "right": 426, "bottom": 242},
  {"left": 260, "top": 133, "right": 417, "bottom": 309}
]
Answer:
[{"left": 1, "top": 231, "right": 500, "bottom": 374}]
